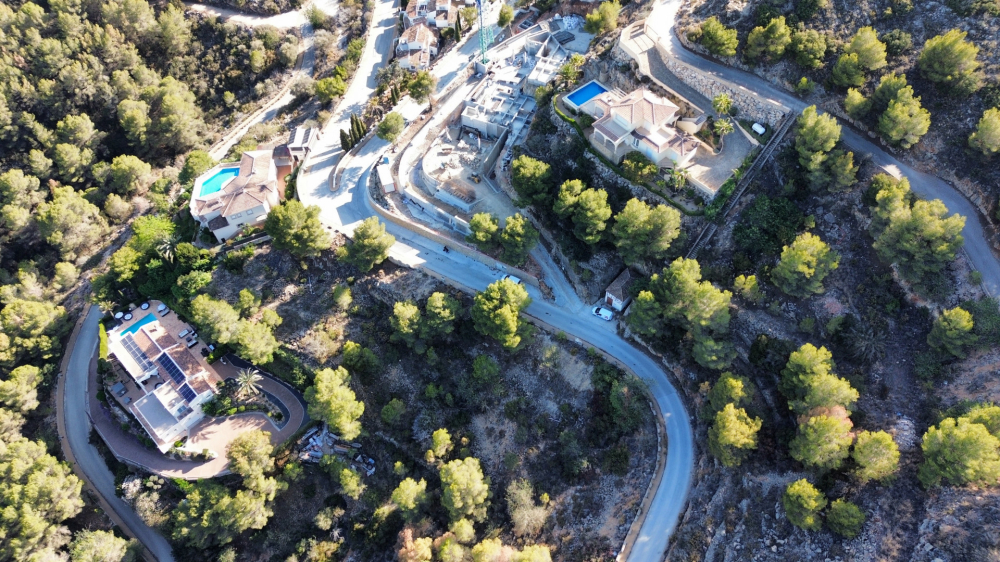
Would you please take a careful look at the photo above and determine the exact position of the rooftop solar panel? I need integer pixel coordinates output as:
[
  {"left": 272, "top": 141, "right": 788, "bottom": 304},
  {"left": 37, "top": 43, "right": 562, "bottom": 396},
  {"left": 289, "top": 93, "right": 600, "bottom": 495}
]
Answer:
[
  {"left": 121, "top": 334, "right": 156, "bottom": 372},
  {"left": 178, "top": 383, "right": 197, "bottom": 403},
  {"left": 156, "top": 354, "right": 186, "bottom": 385}
]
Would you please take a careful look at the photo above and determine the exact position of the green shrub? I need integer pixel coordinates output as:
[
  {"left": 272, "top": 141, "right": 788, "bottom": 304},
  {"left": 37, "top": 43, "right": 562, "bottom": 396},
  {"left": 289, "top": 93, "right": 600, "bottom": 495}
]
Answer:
[{"left": 98, "top": 323, "right": 109, "bottom": 359}]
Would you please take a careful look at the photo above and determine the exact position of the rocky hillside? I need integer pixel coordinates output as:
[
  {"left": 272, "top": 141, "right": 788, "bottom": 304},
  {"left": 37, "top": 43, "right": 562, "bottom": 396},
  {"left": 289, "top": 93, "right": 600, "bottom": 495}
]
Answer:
[{"left": 680, "top": 0, "right": 1000, "bottom": 235}]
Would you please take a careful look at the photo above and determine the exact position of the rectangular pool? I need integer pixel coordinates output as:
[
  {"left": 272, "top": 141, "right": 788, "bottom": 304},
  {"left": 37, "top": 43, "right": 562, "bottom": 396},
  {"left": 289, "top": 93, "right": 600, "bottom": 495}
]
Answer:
[
  {"left": 566, "top": 80, "right": 609, "bottom": 109},
  {"left": 198, "top": 168, "right": 239, "bottom": 197},
  {"left": 120, "top": 313, "right": 156, "bottom": 336}
]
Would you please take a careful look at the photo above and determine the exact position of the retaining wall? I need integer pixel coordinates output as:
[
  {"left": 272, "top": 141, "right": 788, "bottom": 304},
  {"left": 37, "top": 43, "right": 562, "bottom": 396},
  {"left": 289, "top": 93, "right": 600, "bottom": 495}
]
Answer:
[{"left": 366, "top": 186, "right": 542, "bottom": 288}]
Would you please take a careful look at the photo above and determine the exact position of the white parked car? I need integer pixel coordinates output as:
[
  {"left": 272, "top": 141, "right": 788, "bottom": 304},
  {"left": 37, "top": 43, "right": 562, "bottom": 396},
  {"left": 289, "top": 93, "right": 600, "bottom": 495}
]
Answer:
[
  {"left": 502, "top": 274, "right": 522, "bottom": 285},
  {"left": 592, "top": 307, "right": 613, "bottom": 321}
]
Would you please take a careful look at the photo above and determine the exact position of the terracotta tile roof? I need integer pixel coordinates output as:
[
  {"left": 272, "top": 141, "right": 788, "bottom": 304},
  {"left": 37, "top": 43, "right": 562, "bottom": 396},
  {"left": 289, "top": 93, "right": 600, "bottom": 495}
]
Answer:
[
  {"left": 606, "top": 269, "right": 635, "bottom": 301},
  {"left": 132, "top": 330, "right": 160, "bottom": 358},
  {"left": 221, "top": 185, "right": 270, "bottom": 216},
  {"left": 208, "top": 215, "right": 230, "bottom": 230},
  {"left": 608, "top": 89, "right": 678, "bottom": 128},
  {"left": 167, "top": 347, "right": 205, "bottom": 379},
  {"left": 143, "top": 322, "right": 177, "bottom": 351},
  {"left": 400, "top": 22, "right": 436, "bottom": 46},
  {"left": 188, "top": 374, "right": 213, "bottom": 396},
  {"left": 272, "top": 144, "right": 292, "bottom": 159},
  {"left": 403, "top": 49, "right": 432, "bottom": 69}
]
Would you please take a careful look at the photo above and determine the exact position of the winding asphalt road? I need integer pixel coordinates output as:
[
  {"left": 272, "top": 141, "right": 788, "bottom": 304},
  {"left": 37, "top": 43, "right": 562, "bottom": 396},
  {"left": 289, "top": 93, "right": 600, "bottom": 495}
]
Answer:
[
  {"left": 649, "top": 0, "right": 1000, "bottom": 298},
  {"left": 61, "top": 306, "right": 177, "bottom": 562},
  {"left": 297, "top": 10, "right": 696, "bottom": 559},
  {"left": 302, "top": 136, "right": 695, "bottom": 559}
]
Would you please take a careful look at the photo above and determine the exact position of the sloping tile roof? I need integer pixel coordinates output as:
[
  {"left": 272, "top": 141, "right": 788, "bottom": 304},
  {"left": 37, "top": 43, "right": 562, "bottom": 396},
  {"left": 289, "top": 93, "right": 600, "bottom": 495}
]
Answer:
[
  {"left": 167, "top": 347, "right": 205, "bottom": 379},
  {"left": 208, "top": 215, "right": 230, "bottom": 230},
  {"left": 593, "top": 114, "right": 630, "bottom": 142},
  {"left": 143, "top": 322, "right": 177, "bottom": 351},
  {"left": 272, "top": 144, "right": 292, "bottom": 159},
  {"left": 606, "top": 269, "right": 635, "bottom": 301},
  {"left": 197, "top": 151, "right": 279, "bottom": 227},
  {"left": 608, "top": 89, "right": 678, "bottom": 128},
  {"left": 403, "top": 49, "right": 432, "bottom": 69},
  {"left": 400, "top": 22, "right": 436, "bottom": 47}
]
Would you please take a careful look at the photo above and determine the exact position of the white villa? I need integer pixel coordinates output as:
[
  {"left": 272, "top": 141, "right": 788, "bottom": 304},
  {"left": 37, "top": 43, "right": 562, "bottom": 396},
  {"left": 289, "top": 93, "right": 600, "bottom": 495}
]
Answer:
[
  {"left": 566, "top": 82, "right": 701, "bottom": 169},
  {"left": 190, "top": 150, "right": 283, "bottom": 242},
  {"left": 396, "top": 23, "right": 438, "bottom": 70},
  {"left": 107, "top": 304, "right": 219, "bottom": 452},
  {"left": 403, "top": 0, "right": 456, "bottom": 29}
]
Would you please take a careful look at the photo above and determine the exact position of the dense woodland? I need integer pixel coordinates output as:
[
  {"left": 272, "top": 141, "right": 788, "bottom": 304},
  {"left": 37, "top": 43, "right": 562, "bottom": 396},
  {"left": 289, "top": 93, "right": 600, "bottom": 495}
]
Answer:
[{"left": 0, "top": 0, "right": 295, "bottom": 559}]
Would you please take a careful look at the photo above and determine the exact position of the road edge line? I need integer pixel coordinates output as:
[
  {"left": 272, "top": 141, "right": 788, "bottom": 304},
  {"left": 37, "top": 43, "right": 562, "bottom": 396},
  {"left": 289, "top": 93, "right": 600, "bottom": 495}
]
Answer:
[{"left": 56, "top": 306, "right": 159, "bottom": 562}]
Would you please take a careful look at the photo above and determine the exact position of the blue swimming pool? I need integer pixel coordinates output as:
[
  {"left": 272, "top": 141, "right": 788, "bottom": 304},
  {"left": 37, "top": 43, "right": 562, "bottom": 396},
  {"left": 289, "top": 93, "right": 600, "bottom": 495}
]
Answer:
[
  {"left": 198, "top": 167, "right": 239, "bottom": 197},
  {"left": 566, "top": 81, "right": 609, "bottom": 108},
  {"left": 120, "top": 313, "right": 156, "bottom": 336}
]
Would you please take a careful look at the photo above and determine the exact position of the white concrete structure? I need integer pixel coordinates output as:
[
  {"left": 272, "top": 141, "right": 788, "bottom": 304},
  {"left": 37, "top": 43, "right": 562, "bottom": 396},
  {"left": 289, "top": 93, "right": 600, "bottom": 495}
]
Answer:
[
  {"left": 190, "top": 150, "right": 283, "bottom": 242},
  {"left": 604, "top": 269, "right": 635, "bottom": 311},
  {"left": 403, "top": 0, "right": 455, "bottom": 28},
  {"left": 376, "top": 164, "right": 396, "bottom": 193},
  {"left": 396, "top": 23, "right": 439, "bottom": 70},
  {"left": 107, "top": 307, "right": 217, "bottom": 452}
]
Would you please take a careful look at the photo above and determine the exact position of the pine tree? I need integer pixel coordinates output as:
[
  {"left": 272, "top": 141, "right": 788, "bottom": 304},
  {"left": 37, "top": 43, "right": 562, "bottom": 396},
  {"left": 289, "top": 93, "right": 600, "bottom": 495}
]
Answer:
[
  {"left": 771, "top": 232, "right": 840, "bottom": 297},
  {"left": 340, "top": 129, "right": 352, "bottom": 151},
  {"left": 782, "top": 479, "right": 827, "bottom": 531},
  {"left": 927, "top": 307, "right": 977, "bottom": 358},
  {"left": 877, "top": 86, "right": 931, "bottom": 149},
  {"left": 969, "top": 107, "right": 1000, "bottom": 156}
]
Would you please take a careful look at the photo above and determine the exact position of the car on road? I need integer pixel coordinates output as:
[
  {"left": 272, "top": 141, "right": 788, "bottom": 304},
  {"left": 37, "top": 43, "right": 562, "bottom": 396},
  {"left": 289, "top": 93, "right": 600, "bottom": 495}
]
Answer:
[
  {"left": 592, "top": 307, "right": 613, "bottom": 321},
  {"left": 502, "top": 274, "right": 522, "bottom": 285}
]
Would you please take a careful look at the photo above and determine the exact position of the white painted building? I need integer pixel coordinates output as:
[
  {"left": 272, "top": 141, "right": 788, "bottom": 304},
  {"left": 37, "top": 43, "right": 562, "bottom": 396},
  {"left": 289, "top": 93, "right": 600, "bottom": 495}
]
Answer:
[
  {"left": 108, "top": 306, "right": 217, "bottom": 453},
  {"left": 396, "top": 23, "right": 439, "bottom": 71},
  {"left": 567, "top": 83, "right": 700, "bottom": 169},
  {"left": 190, "top": 150, "right": 283, "bottom": 242}
]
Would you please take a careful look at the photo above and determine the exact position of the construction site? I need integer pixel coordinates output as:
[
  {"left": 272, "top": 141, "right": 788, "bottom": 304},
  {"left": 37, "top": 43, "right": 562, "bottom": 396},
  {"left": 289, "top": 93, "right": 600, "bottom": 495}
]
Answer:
[{"left": 404, "top": 16, "right": 593, "bottom": 232}]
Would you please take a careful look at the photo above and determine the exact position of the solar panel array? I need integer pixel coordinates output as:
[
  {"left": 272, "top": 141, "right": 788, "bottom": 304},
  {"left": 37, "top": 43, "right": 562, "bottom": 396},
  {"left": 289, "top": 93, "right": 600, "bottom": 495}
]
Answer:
[
  {"left": 121, "top": 334, "right": 155, "bottom": 372},
  {"left": 178, "top": 383, "right": 197, "bottom": 402},
  {"left": 553, "top": 31, "right": 574, "bottom": 45},
  {"left": 156, "top": 354, "right": 186, "bottom": 385}
]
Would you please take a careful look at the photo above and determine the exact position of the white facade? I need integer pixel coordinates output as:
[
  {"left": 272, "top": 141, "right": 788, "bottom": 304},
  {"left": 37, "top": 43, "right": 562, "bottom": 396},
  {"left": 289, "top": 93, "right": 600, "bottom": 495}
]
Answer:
[
  {"left": 567, "top": 84, "right": 701, "bottom": 169},
  {"left": 190, "top": 150, "right": 282, "bottom": 243}
]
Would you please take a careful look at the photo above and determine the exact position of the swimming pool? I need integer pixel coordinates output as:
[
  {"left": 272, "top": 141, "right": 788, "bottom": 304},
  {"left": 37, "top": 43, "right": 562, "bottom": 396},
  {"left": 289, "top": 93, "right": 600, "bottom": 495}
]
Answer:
[
  {"left": 198, "top": 167, "right": 239, "bottom": 197},
  {"left": 565, "top": 80, "right": 609, "bottom": 109},
  {"left": 120, "top": 313, "right": 156, "bottom": 336}
]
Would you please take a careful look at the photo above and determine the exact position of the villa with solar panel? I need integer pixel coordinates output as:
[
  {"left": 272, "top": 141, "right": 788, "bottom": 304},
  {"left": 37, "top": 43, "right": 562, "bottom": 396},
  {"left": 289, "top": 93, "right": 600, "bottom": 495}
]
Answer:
[{"left": 107, "top": 302, "right": 223, "bottom": 453}]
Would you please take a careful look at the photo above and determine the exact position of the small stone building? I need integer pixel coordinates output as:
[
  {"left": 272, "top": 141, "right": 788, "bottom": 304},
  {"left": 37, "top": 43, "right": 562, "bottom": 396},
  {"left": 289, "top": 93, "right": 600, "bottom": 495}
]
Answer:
[{"left": 604, "top": 269, "right": 635, "bottom": 311}]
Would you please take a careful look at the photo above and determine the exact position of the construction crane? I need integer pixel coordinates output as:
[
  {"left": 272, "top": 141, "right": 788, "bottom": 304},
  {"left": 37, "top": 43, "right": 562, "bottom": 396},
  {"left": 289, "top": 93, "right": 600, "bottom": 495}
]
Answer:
[{"left": 476, "top": 0, "right": 494, "bottom": 64}]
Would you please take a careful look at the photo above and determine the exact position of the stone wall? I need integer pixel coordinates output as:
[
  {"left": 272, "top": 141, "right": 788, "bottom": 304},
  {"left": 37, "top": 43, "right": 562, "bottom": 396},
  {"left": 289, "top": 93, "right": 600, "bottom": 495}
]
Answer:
[{"left": 658, "top": 50, "right": 787, "bottom": 126}]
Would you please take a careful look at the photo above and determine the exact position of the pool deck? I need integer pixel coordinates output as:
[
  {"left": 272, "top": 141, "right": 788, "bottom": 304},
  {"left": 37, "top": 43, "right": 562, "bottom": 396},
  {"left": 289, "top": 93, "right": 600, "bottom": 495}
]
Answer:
[
  {"left": 564, "top": 79, "right": 610, "bottom": 111},
  {"left": 195, "top": 165, "right": 241, "bottom": 198}
]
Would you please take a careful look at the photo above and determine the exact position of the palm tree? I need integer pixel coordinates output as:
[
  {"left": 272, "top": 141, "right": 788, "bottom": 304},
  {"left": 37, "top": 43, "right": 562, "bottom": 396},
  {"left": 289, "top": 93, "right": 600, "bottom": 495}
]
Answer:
[
  {"left": 667, "top": 167, "right": 688, "bottom": 190},
  {"left": 711, "top": 93, "right": 733, "bottom": 116},
  {"left": 713, "top": 118, "right": 735, "bottom": 151},
  {"left": 235, "top": 368, "right": 263, "bottom": 400},
  {"left": 157, "top": 237, "right": 177, "bottom": 263}
]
